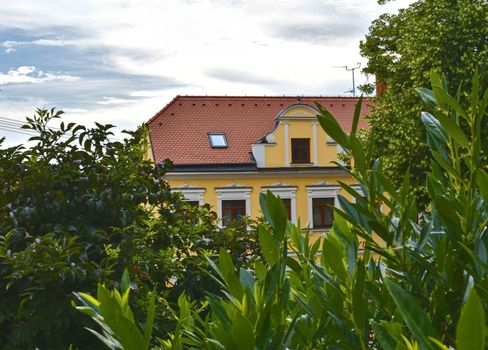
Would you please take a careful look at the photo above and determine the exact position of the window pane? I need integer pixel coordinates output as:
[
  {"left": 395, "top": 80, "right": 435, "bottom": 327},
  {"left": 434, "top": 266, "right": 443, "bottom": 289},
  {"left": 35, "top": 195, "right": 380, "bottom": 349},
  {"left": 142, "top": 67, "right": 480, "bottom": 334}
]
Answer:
[
  {"left": 209, "top": 134, "right": 228, "bottom": 147},
  {"left": 222, "top": 199, "right": 246, "bottom": 226},
  {"left": 291, "top": 138, "right": 310, "bottom": 163},
  {"left": 281, "top": 198, "right": 291, "bottom": 220},
  {"left": 312, "top": 197, "right": 334, "bottom": 228}
]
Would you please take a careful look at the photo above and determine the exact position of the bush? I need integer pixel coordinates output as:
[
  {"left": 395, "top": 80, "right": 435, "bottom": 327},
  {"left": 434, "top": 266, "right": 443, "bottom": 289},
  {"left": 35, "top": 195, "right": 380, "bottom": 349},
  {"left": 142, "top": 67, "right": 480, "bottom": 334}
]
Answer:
[{"left": 0, "top": 109, "right": 261, "bottom": 349}]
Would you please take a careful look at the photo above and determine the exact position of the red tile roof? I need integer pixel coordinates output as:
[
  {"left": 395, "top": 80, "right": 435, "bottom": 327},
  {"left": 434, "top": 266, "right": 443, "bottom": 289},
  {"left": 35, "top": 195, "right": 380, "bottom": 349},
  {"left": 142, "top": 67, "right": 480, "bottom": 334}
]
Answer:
[{"left": 147, "top": 96, "right": 370, "bottom": 165}]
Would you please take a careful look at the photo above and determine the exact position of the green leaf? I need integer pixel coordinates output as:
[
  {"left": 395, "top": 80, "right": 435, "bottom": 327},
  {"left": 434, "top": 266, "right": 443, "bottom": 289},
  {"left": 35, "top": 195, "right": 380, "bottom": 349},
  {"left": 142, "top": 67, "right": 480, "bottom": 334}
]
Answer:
[
  {"left": 143, "top": 291, "right": 155, "bottom": 349},
  {"left": 434, "top": 196, "right": 462, "bottom": 239},
  {"left": 259, "top": 225, "right": 279, "bottom": 266},
  {"left": 239, "top": 268, "right": 255, "bottom": 291},
  {"left": 121, "top": 269, "right": 130, "bottom": 295},
  {"left": 315, "top": 102, "right": 349, "bottom": 148},
  {"left": 372, "top": 321, "right": 400, "bottom": 350},
  {"left": 478, "top": 169, "right": 488, "bottom": 202},
  {"left": 417, "top": 87, "right": 437, "bottom": 108},
  {"left": 349, "top": 134, "right": 367, "bottom": 173},
  {"left": 351, "top": 95, "right": 363, "bottom": 135},
  {"left": 322, "top": 234, "right": 348, "bottom": 281},
  {"left": 219, "top": 248, "right": 243, "bottom": 298},
  {"left": 384, "top": 279, "right": 439, "bottom": 349},
  {"left": 259, "top": 191, "right": 287, "bottom": 241},
  {"left": 429, "top": 110, "right": 469, "bottom": 147},
  {"left": 352, "top": 263, "right": 366, "bottom": 331},
  {"left": 432, "top": 84, "right": 467, "bottom": 119},
  {"left": 421, "top": 112, "right": 449, "bottom": 160},
  {"left": 457, "top": 288, "right": 485, "bottom": 350}
]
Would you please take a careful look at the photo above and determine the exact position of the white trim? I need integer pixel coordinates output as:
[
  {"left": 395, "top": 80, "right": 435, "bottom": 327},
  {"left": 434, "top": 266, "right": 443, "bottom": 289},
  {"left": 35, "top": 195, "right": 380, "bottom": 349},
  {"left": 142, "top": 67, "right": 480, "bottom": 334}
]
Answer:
[
  {"left": 306, "top": 185, "right": 340, "bottom": 228},
  {"left": 327, "top": 135, "right": 336, "bottom": 144},
  {"left": 215, "top": 187, "right": 252, "bottom": 227},
  {"left": 164, "top": 168, "right": 348, "bottom": 179},
  {"left": 284, "top": 122, "right": 289, "bottom": 166},
  {"left": 171, "top": 188, "right": 205, "bottom": 205},
  {"left": 276, "top": 104, "right": 320, "bottom": 120},
  {"left": 312, "top": 122, "right": 318, "bottom": 166},
  {"left": 261, "top": 186, "right": 297, "bottom": 223},
  {"left": 251, "top": 143, "right": 266, "bottom": 168},
  {"left": 337, "top": 144, "right": 346, "bottom": 166}
]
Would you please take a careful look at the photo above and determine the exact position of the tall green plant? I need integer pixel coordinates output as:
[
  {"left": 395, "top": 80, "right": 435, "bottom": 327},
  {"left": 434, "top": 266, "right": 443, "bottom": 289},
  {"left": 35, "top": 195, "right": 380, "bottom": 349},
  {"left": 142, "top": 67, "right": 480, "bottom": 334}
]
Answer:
[{"left": 75, "top": 72, "right": 487, "bottom": 349}]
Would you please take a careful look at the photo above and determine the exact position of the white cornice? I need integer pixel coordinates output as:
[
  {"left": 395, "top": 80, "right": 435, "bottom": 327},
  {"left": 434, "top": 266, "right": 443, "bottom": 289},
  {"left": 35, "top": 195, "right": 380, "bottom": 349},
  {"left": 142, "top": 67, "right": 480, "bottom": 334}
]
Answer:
[{"left": 164, "top": 169, "right": 348, "bottom": 179}]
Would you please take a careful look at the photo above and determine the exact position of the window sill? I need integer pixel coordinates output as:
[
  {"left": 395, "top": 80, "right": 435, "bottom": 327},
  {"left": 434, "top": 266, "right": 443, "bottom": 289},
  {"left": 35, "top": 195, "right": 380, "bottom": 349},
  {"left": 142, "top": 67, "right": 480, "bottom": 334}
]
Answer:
[{"left": 290, "top": 162, "right": 314, "bottom": 166}]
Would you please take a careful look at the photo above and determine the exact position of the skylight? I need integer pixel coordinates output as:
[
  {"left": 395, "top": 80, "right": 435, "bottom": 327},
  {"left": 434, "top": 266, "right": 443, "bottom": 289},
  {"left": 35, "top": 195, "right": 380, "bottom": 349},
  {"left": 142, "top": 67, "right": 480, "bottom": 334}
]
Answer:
[{"left": 209, "top": 133, "right": 228, "bottom": 148}]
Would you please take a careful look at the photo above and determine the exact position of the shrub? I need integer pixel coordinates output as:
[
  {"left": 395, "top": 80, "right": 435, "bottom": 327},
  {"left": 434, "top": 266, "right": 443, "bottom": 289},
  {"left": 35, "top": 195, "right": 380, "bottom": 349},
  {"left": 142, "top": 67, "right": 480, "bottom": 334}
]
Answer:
[{"left": 0, "top": 110, "right": 261, "bottom": 349}]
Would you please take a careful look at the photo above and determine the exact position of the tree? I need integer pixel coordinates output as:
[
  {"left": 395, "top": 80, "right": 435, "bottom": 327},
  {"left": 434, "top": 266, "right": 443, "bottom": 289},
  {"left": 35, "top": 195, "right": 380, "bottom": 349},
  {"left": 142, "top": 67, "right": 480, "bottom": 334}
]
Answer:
[
  {"left": 360, "top": 0, "right": 488, "bottom": 205},
  {"left": 0, "top": 109, "right": 261, "bottom": 349}
]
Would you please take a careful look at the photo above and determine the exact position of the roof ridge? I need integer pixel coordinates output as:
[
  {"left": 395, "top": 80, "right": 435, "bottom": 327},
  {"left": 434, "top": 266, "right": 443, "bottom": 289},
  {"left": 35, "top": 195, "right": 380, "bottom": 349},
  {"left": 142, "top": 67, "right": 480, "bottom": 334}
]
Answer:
[{"left": 147, "top": 95, "right": 181, "bottom": 125}]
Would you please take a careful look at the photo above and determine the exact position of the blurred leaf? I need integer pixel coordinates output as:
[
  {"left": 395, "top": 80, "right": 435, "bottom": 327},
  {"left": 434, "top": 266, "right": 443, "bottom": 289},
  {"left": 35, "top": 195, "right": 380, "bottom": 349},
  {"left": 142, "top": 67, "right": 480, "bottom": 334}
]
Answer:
[{"left": 457, "top": 288, "right": 485, "bottom": 350}]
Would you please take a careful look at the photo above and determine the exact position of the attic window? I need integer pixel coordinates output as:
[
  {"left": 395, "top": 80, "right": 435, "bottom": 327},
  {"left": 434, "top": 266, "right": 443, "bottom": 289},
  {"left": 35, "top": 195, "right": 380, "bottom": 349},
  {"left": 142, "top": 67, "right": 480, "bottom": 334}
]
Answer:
[{"left": 209, "top": 133, "right": 228, "bottom": 148}]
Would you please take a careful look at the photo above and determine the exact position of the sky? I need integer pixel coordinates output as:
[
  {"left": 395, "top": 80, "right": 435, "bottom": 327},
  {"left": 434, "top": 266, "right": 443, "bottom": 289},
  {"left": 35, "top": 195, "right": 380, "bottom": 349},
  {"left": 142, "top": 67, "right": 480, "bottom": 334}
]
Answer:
[{"left": 0, "top": 0, "right": 412, "bottom": 146}]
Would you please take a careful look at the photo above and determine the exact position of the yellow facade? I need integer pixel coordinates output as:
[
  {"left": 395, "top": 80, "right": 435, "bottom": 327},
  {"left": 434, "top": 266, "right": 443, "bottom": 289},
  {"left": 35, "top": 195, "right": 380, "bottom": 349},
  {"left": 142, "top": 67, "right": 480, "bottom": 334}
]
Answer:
[
  {"left": 166, "top": 172, "right": 357, "bottom": 226},
  {"left": 161, "top": 103, "right": 361, "bottom": 233}
]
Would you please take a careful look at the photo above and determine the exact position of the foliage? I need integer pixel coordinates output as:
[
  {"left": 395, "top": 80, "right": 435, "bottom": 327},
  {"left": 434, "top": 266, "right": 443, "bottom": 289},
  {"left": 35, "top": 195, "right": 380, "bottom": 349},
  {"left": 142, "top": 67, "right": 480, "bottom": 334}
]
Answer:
[
  {"left": 77, "top": 72, "right": 488, "bottom": 349},
  {"left": 0, "top": 109, "right": 261, "bottom": 349},
  {"left": 74, "top": 270, "right": 155, "bottom": 350},
  {"left": 360, "top": 0, "right": 488, "bottom": 206}
]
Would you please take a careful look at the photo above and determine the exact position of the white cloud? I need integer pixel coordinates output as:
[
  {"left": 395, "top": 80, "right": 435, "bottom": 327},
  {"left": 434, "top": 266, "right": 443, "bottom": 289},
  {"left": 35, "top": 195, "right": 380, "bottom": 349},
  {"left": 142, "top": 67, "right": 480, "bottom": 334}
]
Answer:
[
  {"left": 2, "top": 38, "right": 68, "bottom": 53},
  {"left": 0, "top": 66, "right": 79, "bottom": 85},
  {"left": 97, "top": 96, "right": 136, "bottom": 105},
  {"left": 0, "top": 0, "right": 414, "bottom": 146}
]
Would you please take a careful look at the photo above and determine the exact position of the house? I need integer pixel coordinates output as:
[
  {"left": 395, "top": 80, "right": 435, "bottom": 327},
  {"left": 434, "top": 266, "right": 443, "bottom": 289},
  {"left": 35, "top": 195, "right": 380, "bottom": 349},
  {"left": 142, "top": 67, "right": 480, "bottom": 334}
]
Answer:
[{"left": 147, "top": 95, "right": 369, "bottom": 231}]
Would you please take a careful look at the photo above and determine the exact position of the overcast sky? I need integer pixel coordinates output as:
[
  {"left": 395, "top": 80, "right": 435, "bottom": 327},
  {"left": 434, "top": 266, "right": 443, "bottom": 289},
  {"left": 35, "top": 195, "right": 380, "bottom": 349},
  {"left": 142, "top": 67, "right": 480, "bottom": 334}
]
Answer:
[{"left": 0, "top": 0, "right": 412, "bottom": 146}]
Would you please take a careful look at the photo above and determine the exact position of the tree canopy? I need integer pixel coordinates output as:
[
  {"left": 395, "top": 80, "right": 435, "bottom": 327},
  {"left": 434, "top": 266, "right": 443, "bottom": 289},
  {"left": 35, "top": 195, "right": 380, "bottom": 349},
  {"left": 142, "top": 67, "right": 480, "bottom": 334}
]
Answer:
[
  {"left": 360, "top": 0, "right": 488, "bottom": 204},
  {"left": 0, "top": 109, "right": 261, "bottom": 349}
]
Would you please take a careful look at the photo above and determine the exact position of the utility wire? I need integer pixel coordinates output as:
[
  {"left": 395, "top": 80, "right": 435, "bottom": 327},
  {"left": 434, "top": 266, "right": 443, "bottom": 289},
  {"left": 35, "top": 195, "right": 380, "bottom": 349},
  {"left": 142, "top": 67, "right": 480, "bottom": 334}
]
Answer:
[
  {"left": 0, "top": 116, "right": 123, "bottom": 142},
  {"left": 0, "top": 126, "right": 37, "bottom": 137}
]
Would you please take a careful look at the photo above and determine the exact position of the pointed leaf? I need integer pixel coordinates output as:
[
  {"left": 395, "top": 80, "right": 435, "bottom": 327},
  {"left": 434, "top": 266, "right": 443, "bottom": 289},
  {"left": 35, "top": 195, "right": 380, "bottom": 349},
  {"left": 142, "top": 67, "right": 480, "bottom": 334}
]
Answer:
[
  {"left": 457, "top": 288, "right": 485, "bottom": 350},
  {"left": 384, "top": 279, "right": 439, "bottom": 349}
]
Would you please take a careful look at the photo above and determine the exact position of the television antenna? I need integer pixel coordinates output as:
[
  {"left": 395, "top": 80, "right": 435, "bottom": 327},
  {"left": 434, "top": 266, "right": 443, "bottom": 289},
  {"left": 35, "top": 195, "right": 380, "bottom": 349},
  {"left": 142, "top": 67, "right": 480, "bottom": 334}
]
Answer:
[{"left": 333, "top": 63, "right": 361, "bottom": 97}]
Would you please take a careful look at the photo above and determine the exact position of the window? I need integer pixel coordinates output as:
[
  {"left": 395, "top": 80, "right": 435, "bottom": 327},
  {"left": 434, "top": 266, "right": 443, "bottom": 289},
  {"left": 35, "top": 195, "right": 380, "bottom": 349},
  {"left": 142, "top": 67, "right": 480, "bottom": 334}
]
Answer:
[
  {"left": 216, "top": 187, "right": 251, "bottom": 227},
  {"left": 209, "top": 133, "right": 228, "bottom": 148},
  {"left": 222, "top": 200, "right": 246, "bottom": 226},
  {"left": 184, "top": 200, "right": 199, "bottom": 207},
  {"left": 182, "top": 200, "right": 199, "bottom": 223},
  {"left": 306, "top": 185, "right": 340, "bottom": 230},
  {"left": 291, "top": 138, "right": 310, "bottom": 163},
  {"left": 171, "top": 188, "right": 205, "bottom": 206},
  {"left": 261, "top": 186, "right": 297, "bottom": 223},
  {"left": 282, "top": 198, "right": 291, "bottom": 220},
  {"left": 312, "top": 197, "right": 334, "bottom": 229}
]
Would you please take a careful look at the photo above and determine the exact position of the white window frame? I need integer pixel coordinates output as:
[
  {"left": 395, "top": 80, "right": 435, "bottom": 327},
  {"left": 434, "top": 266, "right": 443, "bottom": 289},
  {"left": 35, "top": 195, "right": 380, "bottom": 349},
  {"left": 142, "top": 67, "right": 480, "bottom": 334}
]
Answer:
[
  {"left": 208, "top": 133, "right": 228, "bottom": 148},
  {"left": 171, "top": 188, "right": 205, "bottom": 205},
  {"left": 306, "top": 185, "right": 340, "bottom": 229},
  {"left": 261, "top": 186, "right": 297, "bottom": 223},
  {"left": 216, "top": 187, "right": 252, "bottom": 227}
]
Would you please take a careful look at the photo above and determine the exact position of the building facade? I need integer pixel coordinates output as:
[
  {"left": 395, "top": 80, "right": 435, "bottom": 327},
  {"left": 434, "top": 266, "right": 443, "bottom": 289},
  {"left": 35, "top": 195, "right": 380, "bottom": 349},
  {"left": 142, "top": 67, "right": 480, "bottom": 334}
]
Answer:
[{"left": 147, "top": 95, "right": 368, "bottom": 232}]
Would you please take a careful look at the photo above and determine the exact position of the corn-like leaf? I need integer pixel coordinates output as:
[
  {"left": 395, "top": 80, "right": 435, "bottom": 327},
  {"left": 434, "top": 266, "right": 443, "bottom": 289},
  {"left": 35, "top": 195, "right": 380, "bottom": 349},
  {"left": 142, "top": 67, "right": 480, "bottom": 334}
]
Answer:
[
  {"left": 457, "top": 288, "right": 485, "bottom": 350},
  {"left": 384, "top": 279, "right": 439, "bottom": 349}
]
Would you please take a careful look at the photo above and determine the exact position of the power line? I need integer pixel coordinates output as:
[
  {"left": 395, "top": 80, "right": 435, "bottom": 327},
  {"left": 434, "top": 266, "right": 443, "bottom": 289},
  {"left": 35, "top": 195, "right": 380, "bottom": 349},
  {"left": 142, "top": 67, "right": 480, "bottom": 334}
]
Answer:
[
  {"left": 0, "top": 126, "right": 37, "bottom": 137},
  {"left": 0, "top": 116, "right": 63, "bottom": 130},
  {"left": 0, "top": 116, "right": 123, "bottom": 142}
]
